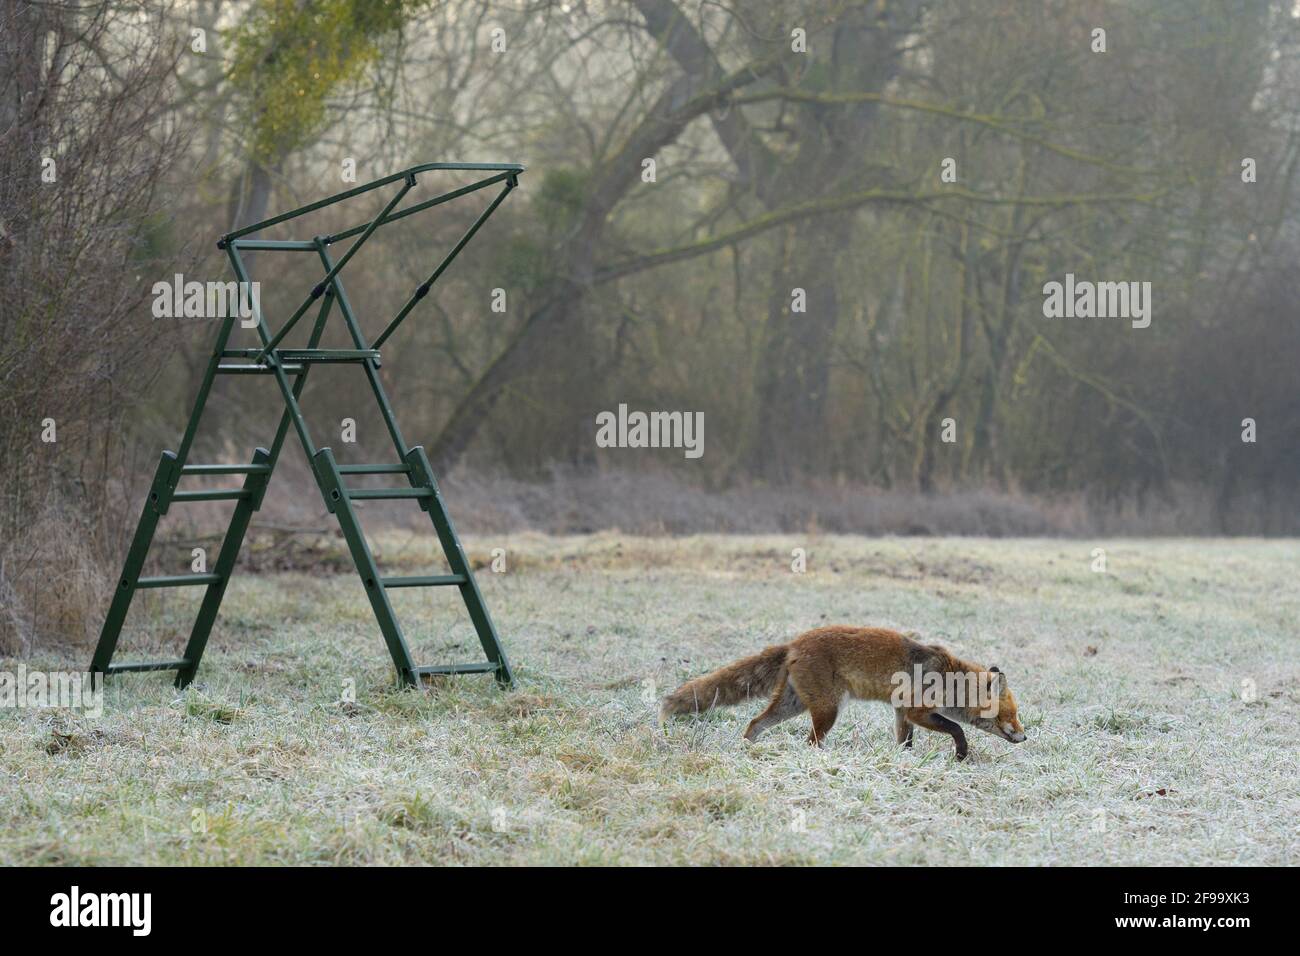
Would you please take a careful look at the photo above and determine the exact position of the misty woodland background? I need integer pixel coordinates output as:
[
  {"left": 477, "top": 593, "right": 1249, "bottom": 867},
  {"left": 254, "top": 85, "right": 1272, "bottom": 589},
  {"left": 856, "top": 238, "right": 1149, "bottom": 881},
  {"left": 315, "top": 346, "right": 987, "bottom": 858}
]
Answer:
[{"left": 3, "top": 0, "right": 1300, "bottom": 650}]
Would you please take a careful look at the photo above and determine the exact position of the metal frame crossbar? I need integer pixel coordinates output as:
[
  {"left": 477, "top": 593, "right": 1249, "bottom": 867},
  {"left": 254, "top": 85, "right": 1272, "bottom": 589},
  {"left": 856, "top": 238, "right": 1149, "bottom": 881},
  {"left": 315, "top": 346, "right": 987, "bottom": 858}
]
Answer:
[{"left": 91, "top": 163, "right": 523, "bottom": 689}]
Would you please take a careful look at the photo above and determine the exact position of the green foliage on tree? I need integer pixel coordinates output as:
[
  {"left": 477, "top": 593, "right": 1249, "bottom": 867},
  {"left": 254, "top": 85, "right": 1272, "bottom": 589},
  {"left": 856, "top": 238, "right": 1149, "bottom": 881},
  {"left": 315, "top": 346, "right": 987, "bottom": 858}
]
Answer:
[{"left": 228, "top": 0, "right": 420, "bottom": 161}]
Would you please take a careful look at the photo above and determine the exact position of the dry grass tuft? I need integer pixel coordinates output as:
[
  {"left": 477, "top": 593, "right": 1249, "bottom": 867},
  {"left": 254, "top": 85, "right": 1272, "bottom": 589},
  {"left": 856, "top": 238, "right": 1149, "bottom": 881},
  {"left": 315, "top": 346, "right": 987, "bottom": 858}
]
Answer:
[{"left": 0, "top": 500, "right": 115, "bottom": 655}]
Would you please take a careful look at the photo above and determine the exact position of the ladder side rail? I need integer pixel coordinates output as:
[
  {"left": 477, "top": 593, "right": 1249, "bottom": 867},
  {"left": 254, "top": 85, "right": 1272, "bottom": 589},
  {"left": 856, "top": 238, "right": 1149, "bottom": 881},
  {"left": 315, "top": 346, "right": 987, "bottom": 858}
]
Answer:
[
  {"left": 404, "top": 446, "right": 514, "bottom": 686},
  {"left": 324, "top": 171, "right": 513, "bottom": 245},
  {"left": 260, "top": 287, "right": 336, "bottom": 496},
  {"left": 173, "top": 311, "right": 243, "bottom": 469},
  {"left": 226, "top": 245, "right": 322, "bottom": 462},
  {"left": 90, "top": 451, "right": 180, "bottom": 678},
  {"left": 221, "top": 164, "right": 521, "bottom": 242},
  {"left": 173, "top": 447, "right": 273, "bottom": 688},
  {"left": 314, "top": 244, "right": 411, "bottom": 456},
  {"left": 371, "top": 178, "right": 516, "bottom": 351},
  {"left": 313, "top": 245, "right": 509, "bottom": 684},
  {"left": 405, "top": 162, "right": 524, "bottom": 175},
  {"left": 312, "top": 447, "right": 420, "bottom": 685},
  {"left": 222, "top": 169, "right": 414, "bottom": 243},
  {"left": 93, "top": 311, "right": 240, "bottom": 677}
]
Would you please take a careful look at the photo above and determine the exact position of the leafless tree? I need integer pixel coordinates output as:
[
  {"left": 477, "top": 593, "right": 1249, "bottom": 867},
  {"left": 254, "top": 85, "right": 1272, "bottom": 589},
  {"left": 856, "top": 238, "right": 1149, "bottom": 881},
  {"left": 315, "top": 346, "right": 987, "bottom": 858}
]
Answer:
[{"left": 0, "top": 0, "right": 186, "bottom": 649}]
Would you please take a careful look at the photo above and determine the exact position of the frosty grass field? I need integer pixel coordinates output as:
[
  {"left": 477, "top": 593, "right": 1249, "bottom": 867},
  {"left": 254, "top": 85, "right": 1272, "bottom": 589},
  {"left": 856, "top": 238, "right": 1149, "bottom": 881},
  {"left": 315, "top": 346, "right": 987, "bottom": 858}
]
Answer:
[{"left": 2, "top": 534, "right": 1297, "bottom": 865}]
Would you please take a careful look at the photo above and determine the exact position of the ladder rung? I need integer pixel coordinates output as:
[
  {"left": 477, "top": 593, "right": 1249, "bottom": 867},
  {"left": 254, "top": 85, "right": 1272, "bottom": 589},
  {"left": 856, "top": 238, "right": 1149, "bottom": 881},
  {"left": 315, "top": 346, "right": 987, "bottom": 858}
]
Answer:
[
  {"left": 347, "top": 488, "right": 431, "bottom": 500},
  {"left": 136, "top": 574, "right": 222, "bottom": 589},
  {"left": 230, "top": 239, "right": 319, "bottom": 251},
  {"left": 217, "top": 363, "right": 305, "bottom": 375},
  {"left": 104, "top": 659, "right": 190, "bottom": 674},
  {"left": 381, "top": 575, "right": 466, "bottom": 588},
  {"left": 277, "top": 349, "right": 380, "bottom": 363},
  {"left": 415, "top": 662, "right": 500, "bottom": 677},
  {"left": 171, "top": 490, "right": 251, "bottom": 502},
  {"left": 182, "top": 464, "right": 272, "bottom": 475},
  {"left": 338, "top": 463, "right": 411, "bottom": 475},
  {"left": 221, "top": 348, "right": 379, "bottom": 364}
]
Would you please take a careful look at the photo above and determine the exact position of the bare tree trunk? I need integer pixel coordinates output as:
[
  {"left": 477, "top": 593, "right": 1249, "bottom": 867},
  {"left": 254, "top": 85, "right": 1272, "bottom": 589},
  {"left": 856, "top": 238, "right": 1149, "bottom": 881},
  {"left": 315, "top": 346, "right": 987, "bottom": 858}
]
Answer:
[
  {"left": 741, "top": 1, "right": 921, "bottom": 480},
  {"left": 426, "top": 8, "right": 775, "bottom": 471},
  {"left": 914, "top": 227, "right": 976, "bottom": 493},
  {"left": 748, "top": 216, "right": 849, "bottom": 481},
  {"left": 429, "top": 281, "right": 585, "bottom": 469},
  {"left": 227, "top": 157, "right": 276, "bottom": 232},
  {"left": 0, "top": 1, "right": 50, "bottom": 250}
]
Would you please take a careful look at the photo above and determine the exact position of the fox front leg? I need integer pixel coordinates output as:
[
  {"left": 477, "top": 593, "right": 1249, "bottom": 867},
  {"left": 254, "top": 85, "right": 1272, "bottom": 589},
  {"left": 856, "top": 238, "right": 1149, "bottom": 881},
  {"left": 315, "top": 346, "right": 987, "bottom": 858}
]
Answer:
[
  {"left": 905, "top": 709, "right": 969, "bottom": 761},
  {"left": 894, "top": 709, "right": 914, "bottom": 748}
]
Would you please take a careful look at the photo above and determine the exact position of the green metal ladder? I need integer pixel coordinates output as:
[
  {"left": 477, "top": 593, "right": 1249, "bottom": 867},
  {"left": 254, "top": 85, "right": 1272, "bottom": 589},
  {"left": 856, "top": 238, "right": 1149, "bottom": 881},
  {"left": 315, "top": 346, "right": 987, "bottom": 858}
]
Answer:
[{"left": 91, "top": 163, "right": 523, "bottom": 690}]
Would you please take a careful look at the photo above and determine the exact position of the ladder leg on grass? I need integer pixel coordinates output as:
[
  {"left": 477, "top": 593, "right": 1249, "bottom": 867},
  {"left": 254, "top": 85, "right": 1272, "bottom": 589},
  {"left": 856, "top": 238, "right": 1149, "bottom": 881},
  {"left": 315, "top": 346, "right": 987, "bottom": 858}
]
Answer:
[{"left": 90, "top": 163, "right": 522, "bottom": 690}]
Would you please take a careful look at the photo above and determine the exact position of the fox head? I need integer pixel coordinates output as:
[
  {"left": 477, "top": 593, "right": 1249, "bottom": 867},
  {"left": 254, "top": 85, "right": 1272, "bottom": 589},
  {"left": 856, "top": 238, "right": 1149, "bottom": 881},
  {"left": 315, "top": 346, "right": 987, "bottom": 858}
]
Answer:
[{"left": 972, "top": 667, "right": 1026, "bottom": 744}]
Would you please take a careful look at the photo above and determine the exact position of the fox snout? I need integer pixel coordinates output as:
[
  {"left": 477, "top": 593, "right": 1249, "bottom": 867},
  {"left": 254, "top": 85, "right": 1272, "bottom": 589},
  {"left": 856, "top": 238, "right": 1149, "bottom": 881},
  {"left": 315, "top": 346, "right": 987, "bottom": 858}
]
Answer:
[{"left": 1004, "top": 725, "right": 1027, "bottom": 744}]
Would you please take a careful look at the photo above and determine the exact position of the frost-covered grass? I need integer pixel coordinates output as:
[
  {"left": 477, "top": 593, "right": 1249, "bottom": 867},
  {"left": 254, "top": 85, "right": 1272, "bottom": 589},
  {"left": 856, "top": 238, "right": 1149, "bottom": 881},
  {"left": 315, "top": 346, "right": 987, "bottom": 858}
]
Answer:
[{"left": 2, "top": 534, "right": 1297, "bottom": 865}]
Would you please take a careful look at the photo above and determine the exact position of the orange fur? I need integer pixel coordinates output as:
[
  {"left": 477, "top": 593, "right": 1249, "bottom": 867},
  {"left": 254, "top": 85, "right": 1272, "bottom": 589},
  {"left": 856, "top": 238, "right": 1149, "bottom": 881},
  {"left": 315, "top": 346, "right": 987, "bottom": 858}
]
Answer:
[{"left": 661, "top": 626, "right": 1026, "bottom": 759}]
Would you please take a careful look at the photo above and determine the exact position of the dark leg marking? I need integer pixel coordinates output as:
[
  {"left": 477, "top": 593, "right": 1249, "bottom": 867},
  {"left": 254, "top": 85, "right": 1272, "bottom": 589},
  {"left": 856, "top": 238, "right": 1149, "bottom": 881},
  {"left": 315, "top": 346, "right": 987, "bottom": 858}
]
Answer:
[
  {"left": 907, "top": 709, "right": 969, "bottom": 761},
  {"left": 894, "top": 709, "right": 915, "bottom": 748}
]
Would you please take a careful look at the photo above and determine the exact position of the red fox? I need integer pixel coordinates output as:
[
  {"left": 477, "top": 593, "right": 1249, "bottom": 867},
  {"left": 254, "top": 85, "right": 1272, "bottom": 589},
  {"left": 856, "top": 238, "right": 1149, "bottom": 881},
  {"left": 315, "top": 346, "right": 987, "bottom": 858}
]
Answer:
[{"left": 660, "top": 626, "right": 1026, "bottom": 760}]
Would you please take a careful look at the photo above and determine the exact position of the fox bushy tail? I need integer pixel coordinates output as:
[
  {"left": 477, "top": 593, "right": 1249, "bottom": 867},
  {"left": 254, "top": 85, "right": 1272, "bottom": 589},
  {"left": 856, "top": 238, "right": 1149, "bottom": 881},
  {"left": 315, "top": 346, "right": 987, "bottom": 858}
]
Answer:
[{"left": 660, "top": 644, "right": 789, "bottom": 721}]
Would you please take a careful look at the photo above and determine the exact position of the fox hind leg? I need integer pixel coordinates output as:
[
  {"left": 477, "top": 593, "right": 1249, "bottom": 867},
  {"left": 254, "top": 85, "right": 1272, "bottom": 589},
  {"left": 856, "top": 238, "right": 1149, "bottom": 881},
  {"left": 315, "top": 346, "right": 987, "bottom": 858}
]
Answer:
[
  {"left": 786, "top": 658, "right": 842, "bottom": 747},
  {"left": 743, "top": 678, "right": 805, "bottom": 742},
  {"left": 807, "top": 705, "right": 839, "bottom": 746}
]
